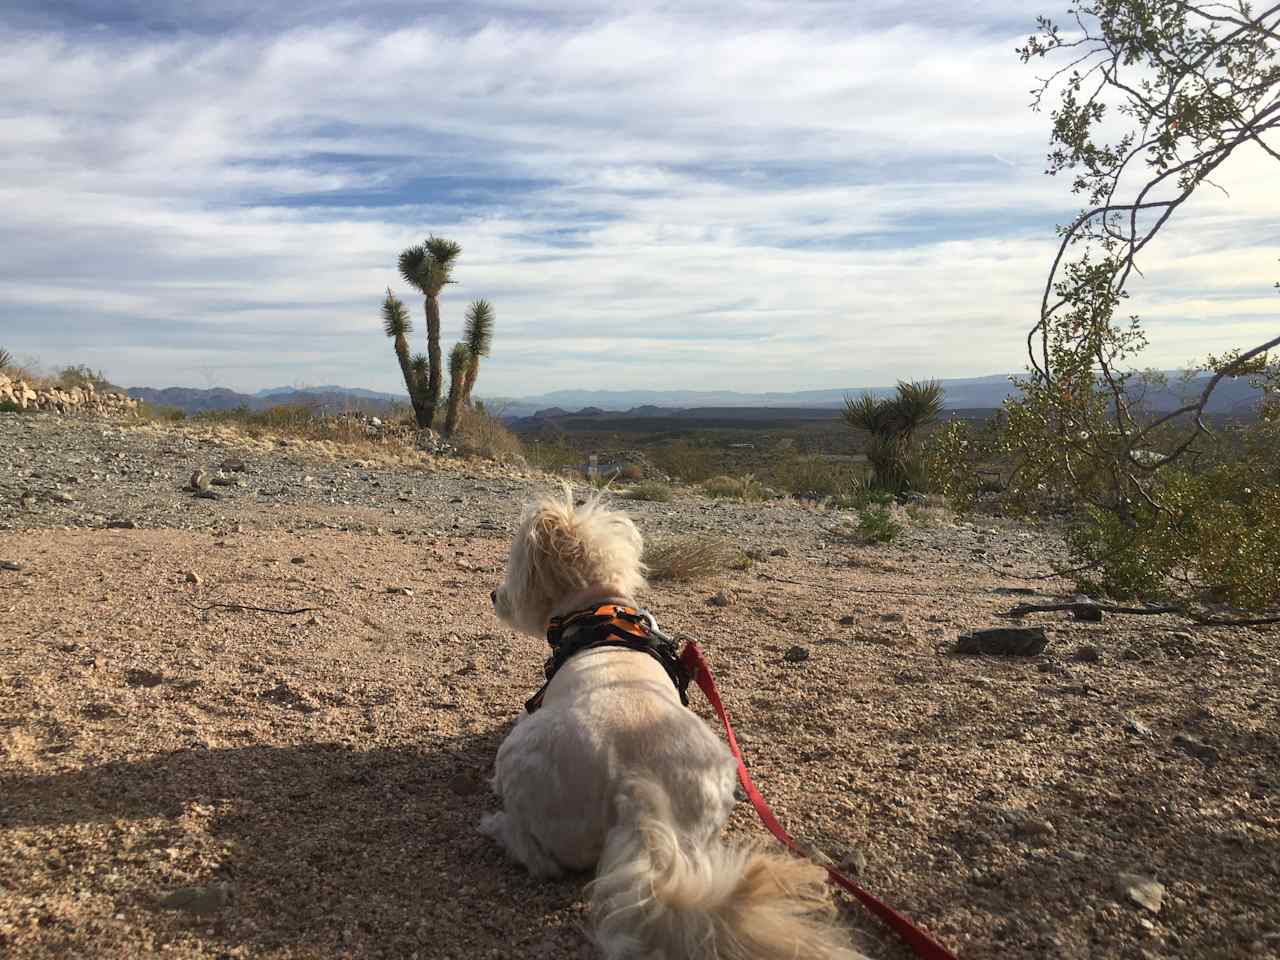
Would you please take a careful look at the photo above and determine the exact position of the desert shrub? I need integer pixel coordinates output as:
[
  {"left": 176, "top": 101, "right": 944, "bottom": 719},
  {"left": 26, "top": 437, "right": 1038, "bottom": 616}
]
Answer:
[
  {"left": 701, "top": 473, "right": 766, "bottom": 501},
  {"left": 451, "top": 408, "right": 525, "bottom": 463},
  {"left": 653, "top": 439, "right": 718, "bottom": 483},
  {"left": 55, "top": 364, "right": 116, "bottom": 392},
  {"left": 0, "top": 401, "right": 26, "bottom": 414},
  {"left": 644, "top": 534, "right": 746, "bottom": 581},
  {"left": 136, "top": 401, "right": 186, "bottom": 422},
  {"left": 618, "top": 463, "right": 644, "bottom": 482},
  {"left": 624, "top": 480, "right": 674, "bottom": 502},
  {"left": 856, "top": 505, "right": 901, "bottom": 544},
  {"left": 764, "top": 455, "right": 858, "bottom": 500}
]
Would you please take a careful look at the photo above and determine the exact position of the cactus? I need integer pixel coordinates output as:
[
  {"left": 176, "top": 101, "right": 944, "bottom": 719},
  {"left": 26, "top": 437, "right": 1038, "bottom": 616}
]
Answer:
[
  {"left": 443, "top": 342, "right": 471, "bottom": 437},
  {"left": 397, "top": 236, "right": 462, "bottom": 428},
  {"left": 461, "top": 299, "right": 494, "bottom": 406}
]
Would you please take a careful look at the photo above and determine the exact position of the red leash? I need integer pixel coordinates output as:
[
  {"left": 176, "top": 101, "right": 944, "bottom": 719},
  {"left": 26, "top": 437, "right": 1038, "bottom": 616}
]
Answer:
[{"left": 679, "top": 641, "right": 960, "bottom": 960}]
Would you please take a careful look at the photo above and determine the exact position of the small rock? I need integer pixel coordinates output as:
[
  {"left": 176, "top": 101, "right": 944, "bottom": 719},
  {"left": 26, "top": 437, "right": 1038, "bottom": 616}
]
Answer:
[
  {"left": 220, "top": 458, "right": 247, "bottom": 472},
  {"left": 105, "top": 518, "right": 137, "bottom": 529},
  {"left": 125, "top": 668, "right": 164, "bottom": 688},
  {"left": 1015, "top": 817, "right": 1057, "bottom": 840},
  {"left": 783, "top": 645, "right": 810, "bottom": 663},
  {"left": 839, "top": 848, "right": 869, "bottom": 875},
  {"left": 1073, "top": 644, "right": 1102, "bottom": 662},
  {"left": 954, "top": 627, "right": 1049, "bottom": 656},
  {"left": 189, "top": 469, "right": 209, "bottom": 491},
  {"left": 386, "top": 586, "right": 414, "bottom": 597},
  {"left": 0, "top": 560, "right": 21, "bottom": 572},
  {"left": 1116, "top": 873, "right": 1165, "bottom": 914},
  {"left": 158, "top": 883, "right": 231, "bottom": 915},
  {"left": 1072, "top": 603, "right": 1104, "bottom": 622},
  {"left": 196, "top": 489, "right": 220, "bottom": 500},
  {"left": 185, "top": 571, "right": 203, "bottom": 585},
  {"left": 768, "top": 546, "right": 789, "bottom": 557},
  {"left": 836, "top": 614, "right": 858, "bottom": 626},
  {"left": 880, "top": 612, "right": 905, "bottom": 622},
  {"left": 708, "top": 589, "right": 735, "bottom": 607},
  {"left": 1124, "top": 717, "right": 1154, "bottom": 738},
  {"left": 290, "top": 556, "right": 306, "bottom": 565},
  {"left": 1173, "top": 733, "right": 1220, "bottom": 766}
]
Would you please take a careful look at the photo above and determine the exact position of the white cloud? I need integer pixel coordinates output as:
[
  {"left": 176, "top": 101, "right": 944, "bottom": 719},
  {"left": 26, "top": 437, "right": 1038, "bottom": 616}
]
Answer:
[{"left": 0, "top": 3, "right": 1275, "bottom": 396}]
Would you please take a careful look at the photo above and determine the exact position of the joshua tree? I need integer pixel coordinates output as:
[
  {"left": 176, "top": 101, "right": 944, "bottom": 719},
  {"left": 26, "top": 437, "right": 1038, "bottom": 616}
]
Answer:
[
  {"left": 381, "top": 289, "right": 428, "bottom": 425},
  {"left": 843, "top": 380, "right": 944, "bottom": 494},
  {"left": 397, "top": 236, "right": 462, "bottom": 428},
  {"left": 444, "top": 342, "right": 472, "bottom": 437},
  {"left": 461, "top": 299, "right": 494, "bottom": 406},
  {"left": 0, "top": 348, "right": 12, "bottom": 372}
]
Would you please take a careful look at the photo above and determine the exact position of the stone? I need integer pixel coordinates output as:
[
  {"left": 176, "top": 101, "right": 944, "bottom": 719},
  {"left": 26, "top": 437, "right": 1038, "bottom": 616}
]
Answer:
[
  {"left": 768, "top": 546, "right": 789, "bottom": 557},
  {"left": 783, "top": 645, "right": 810, "bottom": 663},
  {"left": 1173, "top": 733, "right": 1220, "bottom": 766},
  {"left": 1073, "top": 644, "right": 1102, "bottom": 662},
  {"left": 196, "top": 489, "right": 221, "bottom": 500},
  {"left": 125, "top": 668, "right": 165, "bottom": 688},
  {"left": 839, "top": 848, "right": 869, "bottom": 875},
  {"left": 290, "top": 556, "right": 306, "bottom": 565},
  {"left": 189, "top": 468, "right": 209, "bottom": 491},
  {"left": 105, "top": 518, "right": 137, "bottom": 529},
  {"left": 954, "top": 626, "right": 1049, "bottom": 656},
  {"left": 1124, "top": 717, "right": 1154, "bottom": 738},
  {"left": 836, "top": 614, "right": 858, "bottom": 625},
  {"left": 185, "top": 571, "right": 202, "bottom": 585},
  {"left": 0, "top": 560, "right": 21, "bottom": 571},
  {"left": 708, "top": 589, "right": 735, "bottom": 607},
  {"left": 159, "top": 883, "right": 231, "bottom": 915},
  {"left": 1072, "top": 603, "right": 1104, "bottom": 622},
  {"left": 1116, "top": 873, "right": 1165, "bottom": 914},
  {"left": 879, "top": 612, "right": 905, "bottom": 622},
  {"left": 220, "top": 457, "right": 246, "bottom": 472},
  {"left": 386, "top": 586, "right": 414, "bottom": 596}
]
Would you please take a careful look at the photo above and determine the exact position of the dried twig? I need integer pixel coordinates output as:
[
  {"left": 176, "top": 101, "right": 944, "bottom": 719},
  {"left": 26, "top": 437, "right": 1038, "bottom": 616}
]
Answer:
[{"left": 190, "top": 601, "right": 318, "bottom": 616}]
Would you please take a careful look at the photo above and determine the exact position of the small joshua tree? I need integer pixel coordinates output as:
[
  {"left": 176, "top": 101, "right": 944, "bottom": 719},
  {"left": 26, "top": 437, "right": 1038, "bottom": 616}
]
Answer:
[
  {"left": 397, "top": 235, "right": 463, "bottom": 428},
  {"left": 461, "top": 299, "right": 494, "bottom": 406},
  {"left": 444, "top": 342, "right": 471, "bottom": 437},
  {"left": 843, "top": 380, "right": 944, "bottom": 494},
  {"left": 381, "top": 289, "right": 428, "bottom": 425},
  {"left": 0, "top": 348, "right": 13, "bottom": 373}
]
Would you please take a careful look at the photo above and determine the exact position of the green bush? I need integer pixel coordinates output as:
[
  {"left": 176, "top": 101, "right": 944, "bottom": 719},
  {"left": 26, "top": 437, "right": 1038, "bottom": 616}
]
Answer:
[
  {"left": 856, "top": 505, "right": 901, "bottom": 544},
  {"left": 764, "top": 455, "right": 859, "bottom": 500}
]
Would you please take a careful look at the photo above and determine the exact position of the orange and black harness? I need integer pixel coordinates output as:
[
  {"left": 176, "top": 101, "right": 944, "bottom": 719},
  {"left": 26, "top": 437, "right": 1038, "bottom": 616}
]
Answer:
[{"left": 524, "top": 603, "right": 692, "bottom": 713}]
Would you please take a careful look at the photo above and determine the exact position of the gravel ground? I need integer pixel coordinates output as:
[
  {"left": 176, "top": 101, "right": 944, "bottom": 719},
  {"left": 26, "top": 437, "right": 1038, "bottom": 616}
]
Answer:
[{"left": 1, "top": 412, "right": 1278, "bottom": 960}]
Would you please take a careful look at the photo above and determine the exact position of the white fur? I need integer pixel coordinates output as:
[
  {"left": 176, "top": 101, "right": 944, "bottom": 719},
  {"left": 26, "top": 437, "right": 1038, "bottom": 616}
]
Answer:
[{"left": 483, "top": 490, "right": 868, "bottom": 959}]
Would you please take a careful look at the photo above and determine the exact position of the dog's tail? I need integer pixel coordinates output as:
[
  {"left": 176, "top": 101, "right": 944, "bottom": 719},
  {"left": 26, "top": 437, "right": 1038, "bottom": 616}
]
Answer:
[{"left": 588, "top": 780, "right": 867, "bottom": 960}]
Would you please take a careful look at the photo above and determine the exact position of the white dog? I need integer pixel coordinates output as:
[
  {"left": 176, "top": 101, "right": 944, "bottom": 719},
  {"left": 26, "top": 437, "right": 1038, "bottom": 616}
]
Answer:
[{"left": 482, "top": 490, "right": 865, "bottom": 959}]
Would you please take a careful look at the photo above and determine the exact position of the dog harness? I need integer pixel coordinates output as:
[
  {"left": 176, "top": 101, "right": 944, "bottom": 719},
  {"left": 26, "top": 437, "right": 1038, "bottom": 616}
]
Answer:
[{"left": 524, "top": 603, "right": 692, "bottom": 713}]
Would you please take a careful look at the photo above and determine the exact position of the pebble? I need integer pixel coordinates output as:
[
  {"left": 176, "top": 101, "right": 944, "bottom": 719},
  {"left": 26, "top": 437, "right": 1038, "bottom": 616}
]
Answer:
[
  {"left": 1074, "top": 644, "right": 1102, "bottom": 662},
  {"left": 1116, "top": 873, "right": 1165, "bottom": 914},
  {"left": 0, "top": 560, "right": 21, "bottom": 571},
  {"left": 159, "top": 883, "right": 231, "bottom": 915},
  {"left": 783, "top": 645, "right": 810, "bottom": 663}
]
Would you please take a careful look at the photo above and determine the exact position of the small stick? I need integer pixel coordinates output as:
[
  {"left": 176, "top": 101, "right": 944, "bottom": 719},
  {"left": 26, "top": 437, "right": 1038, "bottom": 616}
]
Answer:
[{"left": 190, "top": 601, "right": 319, "bottom": 616}]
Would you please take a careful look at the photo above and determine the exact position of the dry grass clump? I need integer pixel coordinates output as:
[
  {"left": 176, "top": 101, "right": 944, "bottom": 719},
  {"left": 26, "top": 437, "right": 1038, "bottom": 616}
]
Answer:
[
  {"left": 701, "top": 473, "right": 766, "bottom": 501},
  {"left": 450, "top": 408, "right": 527, "bottom": 464},
  {"left": 623, "top": 480, "right": 674, "bottom": 502},
  {"left": 644, "top": 534, "right": 747, "bottom": 581}
]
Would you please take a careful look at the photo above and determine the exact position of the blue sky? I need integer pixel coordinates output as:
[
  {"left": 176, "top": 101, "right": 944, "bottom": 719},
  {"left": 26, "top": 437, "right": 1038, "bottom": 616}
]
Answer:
[{"left": 1, "top": 1, "right": 1276, "bottom": 396}]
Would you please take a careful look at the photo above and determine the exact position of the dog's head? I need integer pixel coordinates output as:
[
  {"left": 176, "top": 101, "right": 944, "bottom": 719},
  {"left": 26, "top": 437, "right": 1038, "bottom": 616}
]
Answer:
[{"left": 491, "top": 489, "right": 646, "bottom": 636}]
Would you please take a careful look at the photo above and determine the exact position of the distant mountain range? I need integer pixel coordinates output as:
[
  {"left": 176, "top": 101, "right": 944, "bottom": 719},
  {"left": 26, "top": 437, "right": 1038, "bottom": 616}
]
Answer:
[{"left": 128, "top": 373, "right": 1264, "bottom": 419}]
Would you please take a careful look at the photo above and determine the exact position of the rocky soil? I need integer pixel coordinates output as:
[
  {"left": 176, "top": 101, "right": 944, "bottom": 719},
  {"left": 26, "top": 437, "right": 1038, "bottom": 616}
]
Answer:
[{"left": 2, "top": 411, "right": 1278, "bottom": 960}]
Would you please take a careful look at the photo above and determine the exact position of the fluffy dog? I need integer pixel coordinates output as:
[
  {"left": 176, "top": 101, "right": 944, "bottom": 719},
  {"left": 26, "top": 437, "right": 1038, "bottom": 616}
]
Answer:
[{"left": 482, "top": 490, "right": 866, "bottom": 960}]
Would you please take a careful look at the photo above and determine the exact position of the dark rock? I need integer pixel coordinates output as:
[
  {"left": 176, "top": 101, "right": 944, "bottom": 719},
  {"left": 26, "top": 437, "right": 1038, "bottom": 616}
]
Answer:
[
  {"left": 1073, "top": 644, "right": 1102, "bottom": 662},
  {"left": 1173, "top": 733, "right": 1220, "bottom": 766},
  {"left": 195, "top": 488, "right": 220, "bottom": 500},
  {"left": 954, "top": 627, "right": 1049, "bottom": 656},
  {"left": 708, "top": 589, "right": 735, "bottom": 607},
  {"left": 105, "top": 518, "right": 137, "bottom": 529},
  {"left": 783, "top": 645, "right": 810, "bottom": 663},
  {"left": 125, "top": 668, "right": 164, "bottom": 688},
  {"left": 0, "top": 560, "right": 21, "bottom": 571}
]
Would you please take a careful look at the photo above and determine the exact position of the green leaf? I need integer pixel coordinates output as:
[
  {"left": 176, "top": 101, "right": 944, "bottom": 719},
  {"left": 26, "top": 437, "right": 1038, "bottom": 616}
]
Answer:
[
  {"left": 381, "top": 289, "right": 411, "bottom": 339},
  {"left": 464, "top": 299, "right": 495, "bottom": 357}
]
